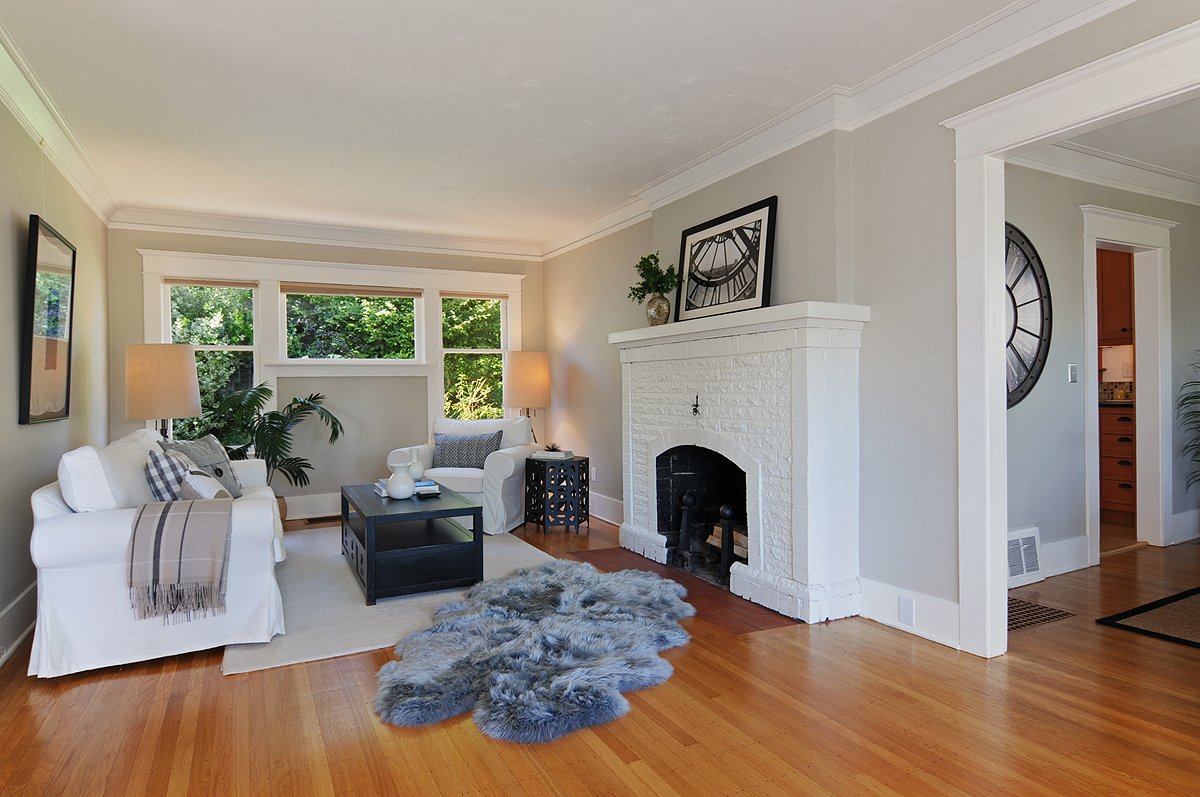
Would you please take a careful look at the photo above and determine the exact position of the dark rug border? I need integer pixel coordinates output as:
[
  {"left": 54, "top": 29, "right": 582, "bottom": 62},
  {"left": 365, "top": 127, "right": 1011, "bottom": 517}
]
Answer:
[{"left": 1095, "top": 585, "right": 1200, "bottom": 650}]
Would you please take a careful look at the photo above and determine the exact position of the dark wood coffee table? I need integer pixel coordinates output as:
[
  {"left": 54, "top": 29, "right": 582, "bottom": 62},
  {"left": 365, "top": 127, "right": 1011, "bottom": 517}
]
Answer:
[{"left": 340, "top": 484, "right": 483, "bottom": 605}]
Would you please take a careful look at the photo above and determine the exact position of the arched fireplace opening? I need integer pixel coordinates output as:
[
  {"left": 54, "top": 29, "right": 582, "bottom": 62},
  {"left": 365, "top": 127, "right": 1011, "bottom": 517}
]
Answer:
[{"left": 656, "top": 445, "right": 747, "bottom": 586}]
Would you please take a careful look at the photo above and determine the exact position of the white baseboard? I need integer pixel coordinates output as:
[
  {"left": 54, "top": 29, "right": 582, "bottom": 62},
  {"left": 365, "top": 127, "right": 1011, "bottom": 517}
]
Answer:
[
  {"left": 859, "top": 578, "right": 961, "bottom": 650},
  {"left": 589, "top": 491, "right": 623, "bottom": 526},
  {"left": 1168, "top": 509, "right": 1200, "bottom": 546},
  {"left": 0, "top": 582, "right": 36, "bottom": 669},
  {"left": 1040, "top": 534, "right": 1090, "bottom": 577},
  {"left": 283, "top": 492, "right": 341, "bottom": 519}
]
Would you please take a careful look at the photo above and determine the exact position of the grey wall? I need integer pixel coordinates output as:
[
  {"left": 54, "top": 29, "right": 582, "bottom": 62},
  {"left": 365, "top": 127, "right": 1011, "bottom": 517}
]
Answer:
[
  {"left": 543, "top": 220, "right": 653, "bottom": 520},
  {"left": 274, "top": 376, "right": 427, "bottom": 496},
  {"left": 1, "top": 102, "right": 108, "bottom": 641},
  {"left": 1005, "top": 164, "right": 1200, "bottom": 530}
]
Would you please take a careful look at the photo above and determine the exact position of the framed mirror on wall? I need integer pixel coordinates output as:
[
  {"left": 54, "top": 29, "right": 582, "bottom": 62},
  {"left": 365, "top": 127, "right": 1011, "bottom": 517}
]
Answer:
[{"left": 19, "top": 215, "right": 77, "bottom": 424}]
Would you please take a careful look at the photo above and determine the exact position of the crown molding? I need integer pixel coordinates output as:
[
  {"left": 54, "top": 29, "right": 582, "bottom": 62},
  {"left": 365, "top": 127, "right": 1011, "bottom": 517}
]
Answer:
[
  {"left": 539, "top": 198, "right": 652, "bottom": 260},
  {"left": 1009, "top": 142, "right": 1200, "bottom": 207},
  {"left": 111, "top": 208, "right": 542, "bottom": 261},
  {"left": 0, "top": 23, "right": 118, "bottom": 221}
]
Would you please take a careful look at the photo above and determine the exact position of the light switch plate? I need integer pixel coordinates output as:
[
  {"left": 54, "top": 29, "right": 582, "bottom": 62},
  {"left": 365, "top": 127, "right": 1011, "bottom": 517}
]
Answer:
[{"left": 1068, "top": 363, "right": 1078, "bottom": 383}]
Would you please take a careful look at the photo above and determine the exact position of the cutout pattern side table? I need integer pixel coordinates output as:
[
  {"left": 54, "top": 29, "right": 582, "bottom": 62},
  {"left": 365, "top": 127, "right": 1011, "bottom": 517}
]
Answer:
[{"left": 524, "top": 456, "right": 590, "bottom": 534}]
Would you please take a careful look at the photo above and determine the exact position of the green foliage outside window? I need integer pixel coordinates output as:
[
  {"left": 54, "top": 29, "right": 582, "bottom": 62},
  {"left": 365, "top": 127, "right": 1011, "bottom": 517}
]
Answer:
[
  {"left": 287, "top": 294, "right": 415, "bottom": 359},
  {"left": 170, "top": 285, "right": 254, "bottom": 442},
  {"left": 442, "top": 298, "right": 503, "bottom": 420}
]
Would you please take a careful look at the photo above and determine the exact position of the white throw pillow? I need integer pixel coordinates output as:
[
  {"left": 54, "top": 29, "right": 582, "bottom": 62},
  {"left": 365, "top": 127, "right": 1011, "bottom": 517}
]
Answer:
[
  {"left": 178, "top": 471, "right": 233, "bottom": 500},
  {"left": 58, "top": 440, "right": 157, "bottom": 513}
]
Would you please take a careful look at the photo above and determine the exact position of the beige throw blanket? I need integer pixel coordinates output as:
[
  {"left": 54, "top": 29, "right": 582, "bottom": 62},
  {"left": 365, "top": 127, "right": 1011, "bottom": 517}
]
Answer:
[{"left": 129, "top": 499, "right": 234, "bottom": 623}]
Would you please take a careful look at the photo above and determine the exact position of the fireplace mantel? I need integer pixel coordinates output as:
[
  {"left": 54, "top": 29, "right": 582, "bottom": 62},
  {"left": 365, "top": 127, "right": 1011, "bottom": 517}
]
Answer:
[
  {"left": 610, "top": 300, "right": 870, "bottom": 623},
  {"left": 608, "top": 300, "right": 870, "bottom": 348}
]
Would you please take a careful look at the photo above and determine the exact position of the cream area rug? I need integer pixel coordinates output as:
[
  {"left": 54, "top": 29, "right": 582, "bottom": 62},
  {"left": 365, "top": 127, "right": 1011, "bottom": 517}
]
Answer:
[{"left": 222, "top": 526, "right": 553, "bottom": 674}]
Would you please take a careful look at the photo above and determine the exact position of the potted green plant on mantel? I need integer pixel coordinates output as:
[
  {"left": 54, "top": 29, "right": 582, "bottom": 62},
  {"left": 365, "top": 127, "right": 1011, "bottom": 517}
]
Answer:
[
  {"left": 628, "top": 252, "right": 683, "bottom": 326},
  {"left": 209, "top": 383, "right": 344, "bottom": 519}
]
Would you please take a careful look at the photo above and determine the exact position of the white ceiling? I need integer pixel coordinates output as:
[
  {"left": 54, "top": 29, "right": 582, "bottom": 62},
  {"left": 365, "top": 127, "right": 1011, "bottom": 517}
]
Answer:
[{"left": 0, "top": 1, "right": 1107, "bottom": 247}]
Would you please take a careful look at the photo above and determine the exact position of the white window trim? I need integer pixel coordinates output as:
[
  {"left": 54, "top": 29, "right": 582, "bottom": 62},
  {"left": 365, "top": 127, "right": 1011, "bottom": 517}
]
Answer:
[{"left": 141, "top": 250, "right": 525, "bottom": 433}]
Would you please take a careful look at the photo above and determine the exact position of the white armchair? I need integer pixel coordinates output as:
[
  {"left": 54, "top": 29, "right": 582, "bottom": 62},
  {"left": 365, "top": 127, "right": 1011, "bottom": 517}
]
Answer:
[{"left": 387, "top": 417, "right": 541, "bottom": 535}]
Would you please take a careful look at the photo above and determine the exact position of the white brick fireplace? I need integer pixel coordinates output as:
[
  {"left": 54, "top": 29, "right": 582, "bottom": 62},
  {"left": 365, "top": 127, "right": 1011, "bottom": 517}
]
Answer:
[{"left": 609, "top": 301, "right": 869, "bottom": 623}]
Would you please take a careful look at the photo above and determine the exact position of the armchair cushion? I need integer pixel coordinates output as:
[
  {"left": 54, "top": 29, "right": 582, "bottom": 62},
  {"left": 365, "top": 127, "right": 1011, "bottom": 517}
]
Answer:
[
  {"left": 58, "top": 432, "right": 160, "bottom": 513},
  {"left": 433, "top": 431, "right": 504, "bottom": 469}
]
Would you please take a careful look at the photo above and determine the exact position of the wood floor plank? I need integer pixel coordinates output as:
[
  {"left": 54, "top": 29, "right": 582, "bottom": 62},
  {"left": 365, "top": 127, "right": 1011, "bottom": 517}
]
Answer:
[{"left": 3, "top": 523, "right": 1199, "bottom": 795}]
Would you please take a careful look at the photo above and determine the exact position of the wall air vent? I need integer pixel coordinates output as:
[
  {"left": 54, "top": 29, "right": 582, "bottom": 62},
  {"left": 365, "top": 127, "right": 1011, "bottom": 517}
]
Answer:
[{"left": 1007, "top": 526, "right": 1044, "bottom": 588}]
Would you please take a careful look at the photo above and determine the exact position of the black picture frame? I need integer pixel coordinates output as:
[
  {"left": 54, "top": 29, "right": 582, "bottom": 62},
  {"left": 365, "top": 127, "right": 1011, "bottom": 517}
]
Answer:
[
  {"left": 19, "top": 215, "right": 77, "bottom": 424},
  {"left": 675, "top": 196, "right": 777, "bottom": 322}
]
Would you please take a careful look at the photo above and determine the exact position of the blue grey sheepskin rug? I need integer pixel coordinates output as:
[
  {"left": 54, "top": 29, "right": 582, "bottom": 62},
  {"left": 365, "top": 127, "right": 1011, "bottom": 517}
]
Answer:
[{"left": 373, "top": 559, "right": 695, "bottom": 743}]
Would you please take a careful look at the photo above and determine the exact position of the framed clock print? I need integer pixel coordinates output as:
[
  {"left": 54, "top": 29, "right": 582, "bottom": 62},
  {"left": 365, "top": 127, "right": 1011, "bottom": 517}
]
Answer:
[
  {"left": 1004, "top": 222, "right": 1052, "bottom": 408},
  {"left": 675, "top": 196, "right": 777, "bottom": 322}
]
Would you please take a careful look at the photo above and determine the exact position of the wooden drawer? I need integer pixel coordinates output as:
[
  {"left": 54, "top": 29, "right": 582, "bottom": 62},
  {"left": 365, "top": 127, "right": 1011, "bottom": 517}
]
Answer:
[
  {"left": 1100, "top": 433, "right": 1136, "bottom": 458},
  {"left": 1099, "top": 408, "right": 1135, "bottom": 434},
  {"left": 1101, "top": 478, "right": 1136, "bottom": 506},
  {"left": 1101, "top": 455, "right": 1136, "bottom": 481}
]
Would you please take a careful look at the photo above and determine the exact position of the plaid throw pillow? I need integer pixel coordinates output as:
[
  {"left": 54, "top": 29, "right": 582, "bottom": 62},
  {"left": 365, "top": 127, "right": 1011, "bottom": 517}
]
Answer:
[
  {"left": 159, "top": 434, "right": 243, "bottom": 498},
  {"left": 432, "top": 431, "right": 505, "bottom": 469},
  {"left": 145, "top": 448, "right": 196, "bottom": 502}
]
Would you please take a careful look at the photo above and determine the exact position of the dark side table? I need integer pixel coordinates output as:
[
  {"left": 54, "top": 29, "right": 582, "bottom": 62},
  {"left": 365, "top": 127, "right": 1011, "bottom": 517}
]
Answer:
[{"left": 524, "top": 456, "right": 590, "bottom": 534}]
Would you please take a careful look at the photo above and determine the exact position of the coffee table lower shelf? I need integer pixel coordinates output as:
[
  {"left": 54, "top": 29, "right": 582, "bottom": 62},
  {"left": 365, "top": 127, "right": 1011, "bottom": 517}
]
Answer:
[{"left": 341, "top": 513, "right": 480, "bottom": 603}]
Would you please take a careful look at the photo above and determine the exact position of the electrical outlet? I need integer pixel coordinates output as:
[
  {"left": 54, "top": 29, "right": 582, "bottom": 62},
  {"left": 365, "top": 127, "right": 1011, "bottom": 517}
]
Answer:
[
  {"left": 898, "top": 596, "right": 915, "bottom": 626},
  {"left": 1068, "top": 363, "right": 1078, "bottom": 383},
  {"left": 1122, "top": 362, "right": 1134, "bottom": 378},
  {"left": 590, "top": 467, "right": 598, "bottom": 483}
]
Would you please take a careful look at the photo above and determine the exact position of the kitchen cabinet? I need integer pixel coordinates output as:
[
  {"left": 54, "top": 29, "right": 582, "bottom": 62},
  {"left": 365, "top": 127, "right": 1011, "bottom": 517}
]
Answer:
[
  {"left": 1097, "top": 249, "right": 1133, "bottom": 346},
  {"left": 1099, "top": 406, "right": 1135, "bottom": 511}
]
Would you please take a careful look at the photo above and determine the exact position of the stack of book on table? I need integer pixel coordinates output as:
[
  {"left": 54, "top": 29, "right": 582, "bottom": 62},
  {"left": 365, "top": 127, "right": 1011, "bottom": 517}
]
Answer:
[
  {"left": 532, "top": 449, "right": 574, "bottom": 460},
  {"left": 373, "top": 479, "right": 441, "bottom": 497}
]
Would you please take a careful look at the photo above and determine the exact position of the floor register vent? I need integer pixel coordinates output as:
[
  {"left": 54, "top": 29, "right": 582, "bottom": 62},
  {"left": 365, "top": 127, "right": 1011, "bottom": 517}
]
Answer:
[{"left": 1007, "top": 526, "right": 1044, "bottom": 588}]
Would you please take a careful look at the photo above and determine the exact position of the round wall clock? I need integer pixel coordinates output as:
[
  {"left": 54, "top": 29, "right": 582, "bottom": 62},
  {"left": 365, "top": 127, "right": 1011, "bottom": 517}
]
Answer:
[{"left": 1005, "top": 222, "right": 1052, "bottom": 408}]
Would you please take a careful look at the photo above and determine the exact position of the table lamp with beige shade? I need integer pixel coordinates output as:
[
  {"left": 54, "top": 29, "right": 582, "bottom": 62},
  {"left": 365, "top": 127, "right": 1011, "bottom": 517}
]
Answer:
[
  {"left": 503, "top": 350, "right": 550, "bottom": 443},
  {"left": 126, "top": 343, "right": 202, "bottom": 439}
]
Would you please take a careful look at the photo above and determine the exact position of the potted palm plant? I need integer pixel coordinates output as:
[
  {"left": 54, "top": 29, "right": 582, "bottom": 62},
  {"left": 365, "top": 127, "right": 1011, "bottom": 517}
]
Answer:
[
  {"left": 208, "top": 383, "right": 344, "bottom": 518},
  {"left": 628, "top": 252, "right": 682, "bottom": 326}
]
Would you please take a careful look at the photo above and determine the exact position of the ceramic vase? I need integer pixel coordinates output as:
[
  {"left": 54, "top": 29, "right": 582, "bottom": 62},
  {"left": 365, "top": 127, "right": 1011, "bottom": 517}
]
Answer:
[
  {"left": 646, "top": 293, "right": 670, "bottom": 326},
  {"left": 407, "top": 450, "right": 425, "bottom": 481},
  {"left": 386, "top": 463, "right": 416, "bottom": 499}
]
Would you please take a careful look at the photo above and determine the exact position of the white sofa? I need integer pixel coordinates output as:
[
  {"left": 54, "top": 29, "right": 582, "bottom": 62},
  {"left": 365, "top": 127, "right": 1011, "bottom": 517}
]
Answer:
[
  {"left": 387, "top": 417, "right": 541, "bottom": 536},
  {"left": 28, "top": 430, "right": 286, "bottom": 678}
]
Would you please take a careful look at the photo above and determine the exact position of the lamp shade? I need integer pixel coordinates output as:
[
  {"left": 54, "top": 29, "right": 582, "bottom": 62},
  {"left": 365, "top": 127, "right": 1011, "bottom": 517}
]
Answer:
[
  {"left": 126, "top": 344, "right": 202, "bottom": 420},
  {"left": 503, "top": 350, "right": 550, "bottom": 409}
]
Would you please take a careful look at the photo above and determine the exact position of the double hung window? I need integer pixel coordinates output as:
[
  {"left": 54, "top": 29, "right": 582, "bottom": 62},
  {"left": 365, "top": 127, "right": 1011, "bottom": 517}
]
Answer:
[{"left": 442, "top": 296, "right": 505, "bottom": 419}]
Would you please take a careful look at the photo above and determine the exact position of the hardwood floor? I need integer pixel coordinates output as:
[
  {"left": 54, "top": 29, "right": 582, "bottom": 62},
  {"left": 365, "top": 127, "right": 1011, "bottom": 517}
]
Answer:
[{"left": 2, "top": 522, "right": 1199, "bottom": 796}]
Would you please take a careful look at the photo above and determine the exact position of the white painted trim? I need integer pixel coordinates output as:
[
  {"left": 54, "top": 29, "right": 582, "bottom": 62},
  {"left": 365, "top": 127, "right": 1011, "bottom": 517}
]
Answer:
[
  {"left": 859, "top": 578, "right": 961, "bottom": 650},
  {"left": 113, "top": 208, "right": 542, "bottom": 261},
  {"left": 1081, "top": 207, "right": 1176, "bottom": 552},
  {"left": 1168, "top": 508, "right": 1200, "bottom": 545},
  {"left": 1039, "top": 535, "right": 1090, "bottom": 578},
  {"left": 0, "top": 581, "right": 36, "bottom": 669},
  {"left": 943, "top": 20, "right": 1200, "bottom": 159},
  {"left": 946, "top": 23, "right": 1200, "bottom": 659},
  {"left": 588, "top": 491, "right": 623, "bottom": 527},
  {"left": 1010, "top": 144, "right": 1200, "bottom": 207},
  {"left": 954, "top": 154, "right": 1009, "bottom": 659}
]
